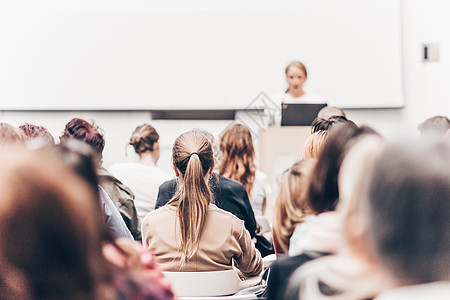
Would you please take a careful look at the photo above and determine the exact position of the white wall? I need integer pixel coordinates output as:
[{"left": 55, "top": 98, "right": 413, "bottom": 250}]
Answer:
[{"left": 1, "top": 0, "right": 449, "bottom": 175}]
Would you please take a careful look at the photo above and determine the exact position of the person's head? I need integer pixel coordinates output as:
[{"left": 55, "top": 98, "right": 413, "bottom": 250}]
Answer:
[
  {"left": 308, "top": 123, "right": 379, "bottom": 214},
  {"left": 301, "top": 130, "right": 328, "bottom": 159},
  {"left": 219, "top": 123, "right": 255, "bottom": 195},
  {"left": 60, "top": 118, "right": 105, "bottom": 163},
  {"left": 273, "top": 159, "right": 317, "bottom": 253},
  {"left": 0, "top": 122, "right": 26, "bottom": 149},
  {"left": 18, "top": 123, "right": 55, "bottom": 145},
  {"left": 129, "top": 124, "right": 160, "bottom": 158},
  {"left": 418, "top": 115, "right": 450, "bottom": 139},
  {"left": 364, "top": 140, "right": 450, "bottom": 285},
  {"left": 311, "top": 115, "right": 354, "bottom": 133},
  {"left": 0, "top": 147, "right": 110, "bottom": 299},
  {"left": 317, "top": 106, "right": 346, "bottom": 120},
  {"left": 285, "top": 61, "right": 308, "bottom": 93},
  {"left": 337, "top": 135, "right": 385, "bottom": 259},
  {"left": 169, "top": 130, "right": 214, "bottom": 265}
]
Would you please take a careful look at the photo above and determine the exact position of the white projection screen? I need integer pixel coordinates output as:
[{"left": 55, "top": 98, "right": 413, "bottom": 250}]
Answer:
[{"left": 0, "top": 0, "right": 403, "bottom": 110}]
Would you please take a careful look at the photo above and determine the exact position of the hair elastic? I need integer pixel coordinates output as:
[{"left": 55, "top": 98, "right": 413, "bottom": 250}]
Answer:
[{"left": 190, "top": 152, "right": 198, "bottom": 158}]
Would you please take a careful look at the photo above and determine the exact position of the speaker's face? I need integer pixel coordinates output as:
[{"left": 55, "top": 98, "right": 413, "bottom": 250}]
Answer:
[{"left": 286, "top": 66, "right": 307, "bottom": 93}]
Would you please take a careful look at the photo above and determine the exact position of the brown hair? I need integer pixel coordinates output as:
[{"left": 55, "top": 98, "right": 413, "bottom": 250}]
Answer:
[
  {"left": 0, "top": 147, "right": 111, "bottom": 299},
  {"left": 129, "top": 124, "right": 159, "bottom": 155},
  {"left": 168, "top": 130, "right": 214, "bottom": 265},
  {"left": 219, "top": 123, "right": 255, "bottom": 195},
  {"left": 18, "top": 123, "right": 55, "bottom": 145},
  {"left": 60, "top": 118, "right": 105, "bottom": 155},
  {"left": 273, "top": 159, "right": 317, "bottom": 253}
]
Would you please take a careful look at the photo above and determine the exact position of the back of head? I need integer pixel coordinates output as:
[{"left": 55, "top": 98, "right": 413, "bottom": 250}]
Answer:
[
  {"left": 170, "top": 130, "right": 214, "bottom": 265},
  {"left": 308, "top": 123, "right": 378, "bottom": 214},
  {"left": 366, "top": 140, "right": 450, "bottom": 285},
  {"left": 0, "top": 147, "right": 109, "bottom": 299},
  {"left": 317, "top": 106, "right": 346, "bottom": 120},
  {"left": 18, "top": 123, "right": 55, "bottom": 145},
  {"left": 273, "top": 159, "right": 317, "bottom": 253},
  {"left": 0, "top": 122, "right": 26, "bottom": 149},
  {"left": 129, "top": 123, "right": 159, "bottom": 155},
  {"left": 302, "top": 130, "right": 328, "bottom": 159},
  {"left": 60, "top": 118, "right": 105, "bottom": 155},
  {"left": 311, "top": 115, "right": 354, "bottom": 133},
  {"left": 219, "top": 123, "right": 255, "bottom": 195},
  {"left": 418, "top": 115, "right": 450, "bottom": 139}
]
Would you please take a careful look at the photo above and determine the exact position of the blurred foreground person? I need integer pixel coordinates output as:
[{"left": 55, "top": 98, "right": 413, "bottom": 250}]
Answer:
[{"left": 0, "top": 147, "right": 174, "bottom": 299}]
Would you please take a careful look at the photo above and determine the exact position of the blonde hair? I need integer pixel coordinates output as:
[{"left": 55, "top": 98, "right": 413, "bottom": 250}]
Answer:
[
  {"left": 302, "top": 131, "right": 328, "bottom": 159},
  {"left": 273, "top": 159, "right": 316, "bottom": 253},
  {"left": 129, "top": 124, "right": 159, "bottom": 155},
  {"left": 0, "top": 123, "right": 26, "bottom": 148},
  {"left": 168, "top": 130, "right": 214, "bottom": 265},
  {"left": 219, "top": 123, "right": 255, "bottom": 195}
]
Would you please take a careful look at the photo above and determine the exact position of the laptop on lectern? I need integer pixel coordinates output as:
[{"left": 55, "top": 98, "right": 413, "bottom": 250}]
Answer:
[{"left": 281, "top": 103, "right": 327, "bottom": 126}]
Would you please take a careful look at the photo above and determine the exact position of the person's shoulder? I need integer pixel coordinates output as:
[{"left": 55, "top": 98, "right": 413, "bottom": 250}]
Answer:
[
  {"left": 209, "top": 204, "right": 245, "bottom": 224},
  {"left": 159, "top": 178, "right": 177, "bottom": 190}
]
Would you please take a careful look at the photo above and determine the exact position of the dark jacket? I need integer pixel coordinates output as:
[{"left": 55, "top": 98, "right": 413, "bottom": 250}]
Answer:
[{"left": 98, "top": 167, "right": 141, "bottom": 241}]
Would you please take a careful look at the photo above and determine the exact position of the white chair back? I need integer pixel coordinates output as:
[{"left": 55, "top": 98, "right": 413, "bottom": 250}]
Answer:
[{"left": 163, "top": 269, "right": 261, "bottom": 299}]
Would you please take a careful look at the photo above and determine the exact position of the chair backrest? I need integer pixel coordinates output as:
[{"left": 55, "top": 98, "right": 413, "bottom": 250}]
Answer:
[{"left": 163, "top": 269, "right": 244, "bottom": 297}]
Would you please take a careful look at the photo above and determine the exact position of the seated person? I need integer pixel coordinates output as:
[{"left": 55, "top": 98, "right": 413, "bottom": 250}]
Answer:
[
  {"left": 60, "top": 118, "right": 141, "bottom": 240},
  {"left": 110, "top": 123, "right": 172, "bottom": 224},
  {"left": 142, "top": 130, "right": 262, "bottom": 277}
]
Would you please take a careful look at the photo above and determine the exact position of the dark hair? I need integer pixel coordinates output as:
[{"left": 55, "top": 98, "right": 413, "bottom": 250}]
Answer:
[
  {"left": 129, "top": 124, "right": 159, "bottom": 154},
  {"left": 60, "top": 118, "right": 105, "bottom": 154},
  {"left": 18, "top": 123, "right": 55, "bottom": 145},
  {"left": 308, "top": 123, "right": 378, "bottom": 213},
  {"left": 311, "top": 115, "right": 354, "bottom": 133},
  {"left": 366, "top": 140, "right": 450, "bottom": 285}
]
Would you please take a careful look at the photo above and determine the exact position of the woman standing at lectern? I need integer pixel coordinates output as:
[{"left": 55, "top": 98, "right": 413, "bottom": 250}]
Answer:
[{"left": 272, "top": 61, "right": 324, "bottom": 104}]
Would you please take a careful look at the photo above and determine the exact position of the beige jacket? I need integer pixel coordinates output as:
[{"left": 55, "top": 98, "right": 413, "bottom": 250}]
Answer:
[{"left": 142, "top": 204, "right": 262, "bottom": 277}]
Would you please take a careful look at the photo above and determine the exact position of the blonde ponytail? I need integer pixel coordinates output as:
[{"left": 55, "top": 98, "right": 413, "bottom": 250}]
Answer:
[{"left": 168, "top": 131, "right": 214, "bottom": 265}]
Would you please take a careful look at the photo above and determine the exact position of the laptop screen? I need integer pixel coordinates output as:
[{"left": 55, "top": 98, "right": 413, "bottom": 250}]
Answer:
[{"left": 281, "top": 103, "right": 327, "bottom": 126}]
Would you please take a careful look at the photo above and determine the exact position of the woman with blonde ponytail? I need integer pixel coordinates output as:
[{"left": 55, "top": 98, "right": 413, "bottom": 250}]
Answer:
[{"left": 142, "top": 130, "right": 262, "bottom": 275}]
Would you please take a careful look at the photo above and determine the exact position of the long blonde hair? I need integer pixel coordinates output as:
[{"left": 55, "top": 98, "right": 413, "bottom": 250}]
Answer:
[
  {"left": 219, "top": 123, "right": 255, "bottom": 195},
  {"left": 168, "top": 130, "right": 214, "bottom": 265},
  {"left": 273, "top": 159, "right": 316, "bottom": 253}
]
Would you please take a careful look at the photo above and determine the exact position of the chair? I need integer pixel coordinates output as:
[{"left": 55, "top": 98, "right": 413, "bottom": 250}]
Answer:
[{"left": 163, "top": 269, "right": 261, "bottom": 300}]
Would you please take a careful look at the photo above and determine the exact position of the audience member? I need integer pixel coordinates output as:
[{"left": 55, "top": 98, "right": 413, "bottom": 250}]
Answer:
[
  {"left": 155, "top": 130, "right": 273, "bottom": 256},
  {"left": 311, "top": 115, "right": 355, "bottom": 133},
  {"left": 317, "top": 106, "right": 346, "bottom": 120},
  {"left": 283, "top": 135, "right": 387, "bottom": 300},
  {"left": 54, "top": 139, "right": 133, "bottom": 240},
  {"left": 60, "top": 117, "right": 141, "bottom": 240},
  {"left": 418, "top": 115, "right": 450, "bottom": 139},
  {"left": 142, "top": 130, "right": 263, "bottom": 276},
  {"left": 266, "top": 124, "right": 380, "bottom": 299},
  {"left": 219, "top": 122, "right": 271, "bottom": 217},
  {"left": 18, "top": 122, "right": 55, "bottom": 145},
  {"left": 301, "top": 131, "right": 328, "bottom": 159},
  {"left": 0, "top": 122, "right": 26, "bottom": 148},
  {"left": 0, "top": 146, "right": 174, "bottom": 299},
  {"left": 272, "top": 159, "right": 316, "bottom": 254},
  {"left": 110, "top": 124, "right": 172, "bottom": 223}
]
